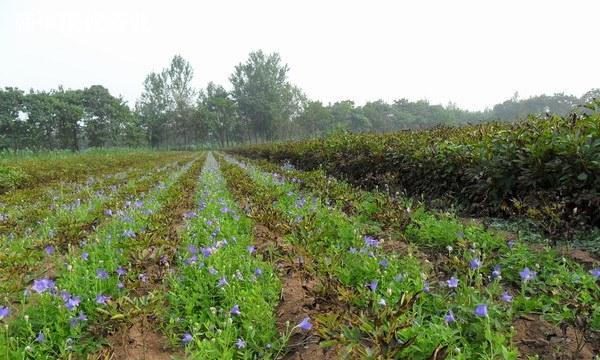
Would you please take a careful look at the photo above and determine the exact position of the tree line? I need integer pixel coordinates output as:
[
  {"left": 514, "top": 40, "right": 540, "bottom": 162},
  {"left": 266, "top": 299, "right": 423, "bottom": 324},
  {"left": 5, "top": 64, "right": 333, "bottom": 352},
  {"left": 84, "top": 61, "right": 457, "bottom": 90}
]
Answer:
[{"left": 1, "top": 50, "right": 598, "bottom": 150}]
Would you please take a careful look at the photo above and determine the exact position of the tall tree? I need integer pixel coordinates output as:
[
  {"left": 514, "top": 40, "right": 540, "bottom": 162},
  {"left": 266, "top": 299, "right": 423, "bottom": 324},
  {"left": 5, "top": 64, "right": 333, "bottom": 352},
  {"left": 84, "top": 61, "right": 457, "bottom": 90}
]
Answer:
[{"left": 230, "top": 50, "right": 300, "bottom": 142}]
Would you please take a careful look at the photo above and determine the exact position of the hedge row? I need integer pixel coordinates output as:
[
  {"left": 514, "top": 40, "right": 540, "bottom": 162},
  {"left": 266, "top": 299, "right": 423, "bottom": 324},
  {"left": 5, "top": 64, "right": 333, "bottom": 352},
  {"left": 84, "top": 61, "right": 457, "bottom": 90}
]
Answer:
[{"left": 229, "top": 113, "right": 600, "bottom": 236}]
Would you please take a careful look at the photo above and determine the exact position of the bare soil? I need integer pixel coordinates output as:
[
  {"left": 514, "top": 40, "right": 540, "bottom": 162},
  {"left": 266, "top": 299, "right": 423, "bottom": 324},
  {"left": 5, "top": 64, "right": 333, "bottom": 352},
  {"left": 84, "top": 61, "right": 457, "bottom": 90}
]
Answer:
[{"left": 513, "top": 315, "right": 598, "bottom": 360}]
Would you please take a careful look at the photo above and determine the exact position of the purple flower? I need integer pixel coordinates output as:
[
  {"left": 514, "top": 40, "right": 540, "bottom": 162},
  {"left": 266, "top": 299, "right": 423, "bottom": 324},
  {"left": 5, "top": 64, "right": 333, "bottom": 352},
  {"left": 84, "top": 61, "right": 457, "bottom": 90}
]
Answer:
[
  {"left": 188, "top": 245, "right": 198, "bottom": 254},
  {"left": 236, "top": 338, "right": 246, "bottom": 349},
  {"left": 201, "top": 247, "right": 213, "bottom": 258},
  {"left": 104, "top": 209, "right": 113, "bottom": 216},
  {"left": 65, "top": 296, "right": 81, "bottom": 311},
  {"left": 116, "top": 267, "right": 126, "bottom": 276},
  {"left": 423, "top": 281, "right": 430, "bottom": 293},
  {"left": 81, "top": 252, "right": 89, "bottom": 261},
  {"left": 182, "top": 332, "right": 193, "bottom": 345},
  {"left": 368, "top": 280, "right": 378, "bottom": 292},
  {"left": 221, "top": 206, "right": 229, "bottom": 214},
  {"left": 183, "top": 211, "right": 197, "bottom": 219},
  {"left": 138, "top": 273, "right": 148, "bottom": 282},
  {"left": 69, "top": 312, "right": 87, "bottom": 327},
  {"left": 32, "top": 278, "right": 55, "bottom": 293},
  {"left": 184, "top": 256, "right": 198, "bottom": 266},
  {"left": 379, "top": 259, "right": 389, "bottom": 268},
  {"left": 589, "top": 268, "right": 600, "bottom": 279},
  {"left": 0, "top": 306, "right": 10, "bottom": 320},
  {"left": 501, "top": 291, "right": 513, "bottom": 303},
  {"left": 446, "top": 277, "right": 459, "bottom": 288},
  {"left": 519, "top": 267, "right": 537, "bottom": 282},
  {"left": 117, "top": 282, "right": 124, "bottom": 289},
  {"left": 96, "top": 269, "right": 109, "bottom": 280},
  {"left": 469, "top": 258, "right": 482, "bottom": 270},
  {"left": 122, "top": 229, "right": 136, "bottom": 238},
  {"left": 35, "top": 331, "right": 46, "bottom": 343},
  {"left": 349, "top": 247, "right": 358, "bottom": 254},
  {"left": 444, "top": 310, "right": 456, "bottom": 323},
  {"left": 44, "top": 245, "right": 54, "bottom": 255},
  {"left": 230, "top": 304, "right": 241, "bottom": 316},
  {"left": 474, "top": 304, "right": 488, "bottom": 317},
  {"left": 135, "top": 200, "right": 143, "bottom": 208},
  {"left": 217, "top": 277, "right": 228, "bottom": 287},
  {"left": 491, "top": 265, "right": 502, "bottom": 279},
  {"left": 364, "top": 236, "right": 380, "bottom": 247},
  {"left": 297, "top": 317, "right": 312, "bottom": 331},
  {"left": 96, "top": 294, "right": 111, "bottom": 305},
  {"left": 247, "top": 246, "right": 256, "bottom": 254},
  {"left": 254, "top": 268, "right": 263, "bottom": 277},
  {"left": 208, "top": 267, "right": 218, "bottom": 275}
]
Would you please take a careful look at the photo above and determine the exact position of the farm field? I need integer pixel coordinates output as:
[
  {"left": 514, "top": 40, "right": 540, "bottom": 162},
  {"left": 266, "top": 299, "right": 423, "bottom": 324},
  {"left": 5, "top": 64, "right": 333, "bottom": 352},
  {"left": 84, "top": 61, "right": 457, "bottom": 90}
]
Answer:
[{"left": 0, "top": 147, "right": 598, "bottom": 359}]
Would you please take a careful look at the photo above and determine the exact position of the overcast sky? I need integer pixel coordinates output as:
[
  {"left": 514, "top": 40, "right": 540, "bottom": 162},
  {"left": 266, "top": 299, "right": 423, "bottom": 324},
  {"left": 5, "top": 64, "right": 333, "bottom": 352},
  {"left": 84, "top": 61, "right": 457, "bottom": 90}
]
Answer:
[{"left": 1, "top": 0, "right": 598, "bottom": 110}]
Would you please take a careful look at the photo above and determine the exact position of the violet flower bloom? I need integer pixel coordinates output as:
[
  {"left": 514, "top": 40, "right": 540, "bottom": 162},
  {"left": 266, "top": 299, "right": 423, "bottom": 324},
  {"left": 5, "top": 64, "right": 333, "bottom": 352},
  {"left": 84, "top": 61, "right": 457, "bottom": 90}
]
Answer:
[
  {"left": 444, "top": 310, "right": 456, "bottom": 323},
  {"left": 183, "top": 211, "right": 197, "bottom": 219},
  {"left": 501, "top": 291, "right": 513, "bottom": 303},
  {"left": 217, "top": 277, "right": 228, "bottom": 287},
  {"left": 182, "top": 332, "right": 193, "bottom": 345},
  {"left": 138, "top": 273, "right": 148, "bottom": 282},
  {"left": 96, "top": 294, "right": 111, "bottom": 305},
  {"left": 32, "top": 278, "right": 55, "bottom": 293},
  {"left": 236, "top": 338, "right": 246, "bottom": 349},
  {"left": 474, "top": 304, "right": 488, "bottom": 317},
  {"left": 81, "top": 252, "right": 89, "bottom": 261},
  {"left": 423, "top": 281, "right": 430, "bottom": 293},
  {"left": 230, "top": 304, "right": 241, "bottom": 316},
  {"left": 369, "top": 280, "right": 378, "bottom": 292},
  {"left": 0, "top": 306, "right": 10, "bottom": 320},
  {"left": 254, "top": 268, "right": 263, "bottom": 277},
  {"left": 188, "top": 244, "right": 198, "bottom": 255},
  {"left": 247, "top": 246, "right": 255, "bottom": 254},
  {"left": 364, "top": 236, "right": 380, "bottom": 247},
  {"left": 208, "top": 267, "right": 217, "bottom": 275},
  {"left": 589, "top": 268, "right": 600, "bottom": 279},
  {"left": 117, "top": 282, "right": 124, "bottom": 289},
  {"left": 65, "top": 296, "right": 81, "bottom": 311},
  {"left": 298, "top": 317, "right": 312, "bottom": 331},
  {"left": 469, "top": 258, "right": 482, "bottom": 270},
  {"left": 379, "top": 259, "right": 389, "bottom": 268},
  {"left": 116, "top": 267, "right": 126, "bottom": 277},
  {"left": 349, "top": 247, "right": 358, "bottom": 254},
  {"left": 96, "top": 269, "right": 109, "bottom": 280},
  {"left": 519, "top": 267, "right": 537, "bottom": 282},
  {"left": 35, "top": 331, "right": 46, "bottom": 343},
  {"left": 44, "top": 245, "right": 54, "bottom": 255},
  {"left": 507, "top": 240, "right": 516, "bottom": 249},
  {"left": 201, "top": 247, "right": 213, "bottom": 258},
  {"left": 122, "top": 229, "right": 135, "bottom": 238},
  {"left": 104, "top": 209, "right": 113, "bottom": 216},
  {"left": 491, "top": 265, "right": 502, "bottom": 279},
  {"left": 447, "top": 277, "right": 459, "bottom": 288}
]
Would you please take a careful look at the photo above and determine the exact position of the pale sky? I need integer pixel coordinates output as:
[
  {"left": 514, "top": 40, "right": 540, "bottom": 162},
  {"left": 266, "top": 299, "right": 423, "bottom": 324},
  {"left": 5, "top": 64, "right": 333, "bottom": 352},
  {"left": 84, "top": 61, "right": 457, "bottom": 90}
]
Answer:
[{"left": 1, "top": 0, "right": 598, "bottom": 111}]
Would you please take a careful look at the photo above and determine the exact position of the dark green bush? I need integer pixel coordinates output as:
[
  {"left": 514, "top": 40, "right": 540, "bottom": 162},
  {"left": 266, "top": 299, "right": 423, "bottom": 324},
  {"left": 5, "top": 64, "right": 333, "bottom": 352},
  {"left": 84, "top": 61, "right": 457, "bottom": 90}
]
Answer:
[{"left": 230, "top": 113, "right": 600, "bottom": 235}]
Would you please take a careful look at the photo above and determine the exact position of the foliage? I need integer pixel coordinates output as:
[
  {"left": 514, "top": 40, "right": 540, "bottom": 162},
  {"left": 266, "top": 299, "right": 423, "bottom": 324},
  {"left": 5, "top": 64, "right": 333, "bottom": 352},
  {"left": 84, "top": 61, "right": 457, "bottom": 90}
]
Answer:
[{"left": 230, "top": 112, "right": 600, "bottom": 235}]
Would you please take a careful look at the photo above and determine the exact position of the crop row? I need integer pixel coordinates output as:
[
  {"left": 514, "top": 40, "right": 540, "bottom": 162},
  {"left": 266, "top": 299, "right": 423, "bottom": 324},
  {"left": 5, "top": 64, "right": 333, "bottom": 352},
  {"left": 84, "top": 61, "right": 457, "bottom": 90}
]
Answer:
[
  {"left": 0, "top": 156, "right": 202, "bottom": 358},
  {"left": 230, "top": 114, "right": 600, "bottom": 236},
  {"left": 219, "top": 153, "right": 600, "bottom": 359}
]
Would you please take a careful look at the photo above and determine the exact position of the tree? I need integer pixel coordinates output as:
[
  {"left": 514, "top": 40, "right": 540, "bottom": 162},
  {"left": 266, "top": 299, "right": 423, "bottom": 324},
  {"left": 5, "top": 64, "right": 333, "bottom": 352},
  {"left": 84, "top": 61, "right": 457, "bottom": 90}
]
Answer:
[
  {"left": 230, "top": 50, "right": 300, "bottom": 142},
  {"left": 200, "top": 82, "right": 236, "bottom": 147},
  {"left": 137, "top": 55, "right": 200, "bottom": 148}
]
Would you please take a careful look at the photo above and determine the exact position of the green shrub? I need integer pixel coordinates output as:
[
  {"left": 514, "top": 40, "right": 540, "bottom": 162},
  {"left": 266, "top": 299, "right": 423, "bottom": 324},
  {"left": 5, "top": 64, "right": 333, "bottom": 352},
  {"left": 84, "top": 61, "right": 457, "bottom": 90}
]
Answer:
[{"left": 0, "top": 166, "right": 28, "bottom": 194}]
